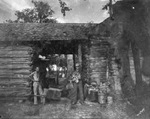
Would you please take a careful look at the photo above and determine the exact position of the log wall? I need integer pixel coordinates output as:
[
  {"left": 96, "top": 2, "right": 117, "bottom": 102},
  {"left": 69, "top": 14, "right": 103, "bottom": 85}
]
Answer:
[
  {"left": 0, "top": 43, "right": 31, "bottom": 100},
  {"left": 81, "top": 37, "right": 122, "bottom": 97},
  {"left": 89, "top": 37, "right": 110, "bottom": 84},
  {"left": 109, "top": 56, "right": 122, "bottom": 98},
  {"left": 82, "top": 40, "right": 90, "bottom": 82}
]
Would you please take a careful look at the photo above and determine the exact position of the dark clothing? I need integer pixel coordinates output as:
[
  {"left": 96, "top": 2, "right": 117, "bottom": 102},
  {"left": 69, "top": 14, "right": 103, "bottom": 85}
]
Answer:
[
  {"left": 38, "top": 60, "right": 48, "bottom": 89},
  {"left": 68, "top": 80, "right": 84, "bottom": 104}
]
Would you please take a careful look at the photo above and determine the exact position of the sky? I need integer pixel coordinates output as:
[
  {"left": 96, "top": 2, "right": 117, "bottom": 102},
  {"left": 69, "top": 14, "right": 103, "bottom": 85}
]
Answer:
[{"left": 0, "top": 0, "right": 110, "bottom": 23}]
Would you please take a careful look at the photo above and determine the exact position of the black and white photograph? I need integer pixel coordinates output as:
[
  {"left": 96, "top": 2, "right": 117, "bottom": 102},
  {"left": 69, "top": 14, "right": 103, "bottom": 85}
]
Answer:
[{"left": 0, "top": 0, "right": 150, "bottom": 119}]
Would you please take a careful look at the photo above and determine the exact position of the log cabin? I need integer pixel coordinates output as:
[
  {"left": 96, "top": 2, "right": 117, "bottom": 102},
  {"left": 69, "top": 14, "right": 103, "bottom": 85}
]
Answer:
[{"left": 0, "top": 23, "right": 120, "bottom": 101}]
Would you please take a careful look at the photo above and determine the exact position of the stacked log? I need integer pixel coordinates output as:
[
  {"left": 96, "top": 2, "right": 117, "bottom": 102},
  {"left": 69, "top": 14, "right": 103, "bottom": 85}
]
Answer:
[
  {"left": 89, "top": 37, "right": 109, "bottom": 84},
  {"left": 107, "top": 48, "right": 115, "bottom": 87},
  {"left": 0, "top": 43, "right": 31, "bottom": 99},
  {"left": 110, "top": 57, "right": 122, "bottom": 97},
  {"left": 102, "top": 47, "right": 122, "bottom": 100},
  {"left": 81, "top": 40, "right": 90, "bottom": 82}
]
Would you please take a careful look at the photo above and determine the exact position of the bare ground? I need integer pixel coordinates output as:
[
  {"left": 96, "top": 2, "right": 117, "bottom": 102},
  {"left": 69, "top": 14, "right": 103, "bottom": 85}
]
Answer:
[{"left": 0, "top": 97, "right": 150, "bottom": 119}]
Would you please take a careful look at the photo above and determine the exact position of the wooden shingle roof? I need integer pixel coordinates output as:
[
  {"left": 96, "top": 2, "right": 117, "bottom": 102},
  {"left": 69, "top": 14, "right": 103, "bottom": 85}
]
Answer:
[
  {"left": 0, "top": 23, "right": 91, "bottom": 42},
  {"left": 0, "top": 21, "right": 111, "bottom": 43},
  {"left": 0, "top": 23, "right": 87, "bottom": 41}
]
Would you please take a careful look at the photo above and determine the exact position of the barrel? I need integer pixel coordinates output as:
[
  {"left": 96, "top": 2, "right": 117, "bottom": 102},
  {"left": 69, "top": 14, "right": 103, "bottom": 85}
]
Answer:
[
  {"left": 107, "top": 96, "right": 113, "bottom": 105},
  {"left": 98, "top": 94, "right": 106, "bottom": 104}
]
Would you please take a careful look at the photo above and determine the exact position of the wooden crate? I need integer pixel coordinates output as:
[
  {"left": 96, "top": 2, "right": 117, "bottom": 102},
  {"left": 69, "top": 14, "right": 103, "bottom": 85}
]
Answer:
[{"left": 46, "top": 88, "right": 62, "bottom": 100}]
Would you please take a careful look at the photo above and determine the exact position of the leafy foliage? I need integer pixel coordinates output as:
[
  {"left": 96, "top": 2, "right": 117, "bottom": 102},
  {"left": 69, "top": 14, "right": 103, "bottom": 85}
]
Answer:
[
  {"left": 102, "top": 2, "right": 111, "bottom": 11},
  {"left": 5, "top": 19, "right": 18, "bottom": 23},
  {"left": 58, "top": 0, "right": 72, "bottom": 17},
  {"left": 102, "top": 0, "right": 115, "bottom": 20},
  {"left": 15, "top": 8, "right": 37, "bottom": 23},
  {"left": 7, "top": 0, "right": 57, "bottom": 23},
  {"left": 6, "top": 0, "right": 72, "bottom": 23},
  {"left": 31, "top": 0, "right": 55, "bottom": 23}
]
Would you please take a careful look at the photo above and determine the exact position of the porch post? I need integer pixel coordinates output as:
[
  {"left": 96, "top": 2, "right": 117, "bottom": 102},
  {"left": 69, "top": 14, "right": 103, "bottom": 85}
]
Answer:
[
  {"left": 78, "top": 43, "right": 82, "bottom": 68},
  {"left": 73, "top": 54, "right": 76, "bottom": 70}
]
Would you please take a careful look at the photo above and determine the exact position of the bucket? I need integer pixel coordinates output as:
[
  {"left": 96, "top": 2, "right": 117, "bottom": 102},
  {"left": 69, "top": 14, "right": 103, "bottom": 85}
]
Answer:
[
  {"left": 107, "top": 96, "right": 113, "bottom": 105},
  {"left": 98, "top": 94, "right": 106, "bottom": 104}
]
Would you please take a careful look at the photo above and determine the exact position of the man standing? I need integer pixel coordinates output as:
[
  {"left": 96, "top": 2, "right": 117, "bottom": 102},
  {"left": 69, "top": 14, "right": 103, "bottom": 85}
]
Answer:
[
  {"left": 68, "top": 63, "right": 84, "bottom": 105},
  {"left": 29, "top": 66, "right": 44, "bottom": 105},
  {"left": 38, "top": 56, "right": 49, "bottom": 104}
]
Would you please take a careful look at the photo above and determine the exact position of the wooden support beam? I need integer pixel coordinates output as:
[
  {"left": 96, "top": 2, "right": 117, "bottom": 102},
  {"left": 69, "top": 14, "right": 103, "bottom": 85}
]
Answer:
[
  {"left": 81, "top": 41, "right": 90, "bottom": 83},
  {"left": 66, "top": 55, "right": 74, "bottom": 77},
  {"left": 73, "top": 54, "right": 76, "bottom": 70},
  {"left": 78, "top": 43, "right": 82, "bottom": 68}
]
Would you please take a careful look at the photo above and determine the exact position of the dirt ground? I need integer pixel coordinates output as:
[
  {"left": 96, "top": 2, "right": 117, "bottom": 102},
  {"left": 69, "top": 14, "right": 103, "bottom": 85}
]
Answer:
[{"left": 0, "top": 97, "right": 150, "bottom": 119}]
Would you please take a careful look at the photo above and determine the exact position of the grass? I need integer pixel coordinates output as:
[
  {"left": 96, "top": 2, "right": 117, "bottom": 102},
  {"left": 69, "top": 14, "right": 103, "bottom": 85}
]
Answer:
[{"left": 0, "top": 97, "right": 150, "bottom": 119}]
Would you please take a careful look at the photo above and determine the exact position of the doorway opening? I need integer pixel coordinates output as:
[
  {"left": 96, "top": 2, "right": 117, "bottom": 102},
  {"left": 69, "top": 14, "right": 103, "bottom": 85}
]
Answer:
[{"left": 29, "top": 40, "right": 81, "bottom": 91}]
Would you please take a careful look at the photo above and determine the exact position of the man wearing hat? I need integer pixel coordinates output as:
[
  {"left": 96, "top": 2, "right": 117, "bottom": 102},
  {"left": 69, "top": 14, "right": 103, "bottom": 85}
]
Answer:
[{"left": 68, "top": 63, "right": 84, "bottom": 105}]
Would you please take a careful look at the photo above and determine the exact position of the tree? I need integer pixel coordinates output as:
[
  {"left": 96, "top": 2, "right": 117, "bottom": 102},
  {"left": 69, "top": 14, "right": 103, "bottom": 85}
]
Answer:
[
  {"left": 100, "top": 0, "right": 141, "bottom": 99},
  {"left": 101, "top": 0, "right": 150, "bottom": 97},
  {"left": 6, "top": 0, "right": 72, "bottom": 23},
  {"left": 58, "top": 0, "right": 72, "bottom": 17},
  {"left": 8, "top": 0, "right": 57, "bottom": 23},
  {"left": 15, "top": 8, "right": 37, "bottom": 23},
  {"left": 31, "top": 0, "right": 55, "bottom": 23},
  {"left": 102, "top": 0, "right": 113, "bottom": 20}
]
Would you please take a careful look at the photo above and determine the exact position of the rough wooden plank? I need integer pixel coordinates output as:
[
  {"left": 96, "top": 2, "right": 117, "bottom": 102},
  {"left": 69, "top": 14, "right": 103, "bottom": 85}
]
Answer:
[
  {"left": 0, "top": 54, "right": 30, "bottom": 58},
  {"left": 0, "top": 23, "right": 88, "bottom": 42},
  {"left": 0, "top": 72, "right": 30, "bottom": 77},
  {"left": 0, "top": 57, "right": 30, "bottom": 60},
  {"left": 0, "top": 87, "right": 30, "bottom": 97},
  {"left": 0, "top": 50, "right": 29, "bottom": 54},
  {"left": 0, "top": 55, "right": 30, "bottom": 58},
  {"left": 0, "top": 69, "right": 30, "bottom": 73},
  {"left": 0, "top": 77, "right": 29, "bottom": 82},
  {"left": 0, "top": 57, "right": 30, "bottom": 61},
  {"left": 0, "top": 79, "right": 29, "bottom": 85},
  {"left": 0, "top": 62, "right": 31, "bottom": 66},
  {"left": 0, "top": 63, "right": 30, "bottom": 67},
  {"left": 0, "top": 44, "right": 32, "bottom": 98}
]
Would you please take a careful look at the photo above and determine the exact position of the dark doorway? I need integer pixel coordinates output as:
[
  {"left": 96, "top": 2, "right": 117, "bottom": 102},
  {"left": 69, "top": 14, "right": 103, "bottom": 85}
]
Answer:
[{"left": 29, "top": 40, "right": 81, "bottom": 89}]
